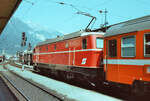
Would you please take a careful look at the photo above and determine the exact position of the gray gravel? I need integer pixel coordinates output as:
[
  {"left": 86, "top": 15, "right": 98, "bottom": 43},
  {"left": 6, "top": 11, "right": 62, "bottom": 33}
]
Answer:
[{"left": 1, "top": 71, "right": 60, "bottom": 101}]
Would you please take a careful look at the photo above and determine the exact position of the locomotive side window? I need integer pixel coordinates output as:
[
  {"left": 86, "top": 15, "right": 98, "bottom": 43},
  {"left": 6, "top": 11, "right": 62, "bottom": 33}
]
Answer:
[
  {"left": 96, "top": 38, "right": 103, "bottom": 48},
  {"left": 108, "top": 39, "right": 117, "bottom": 57},
  {"left": 65, "top": 42, "right": 69, "bottom": 48},
  {"left": 144, "top": 34, "right": 150, "bottom": 56},
  {"left": 82, "top": 39, "right": 87, "bottom": 49},
  {"left": 46, "top": 45, "right": 48, "bottom": 51},
  {"left": 121, "top": 36, "right": 135, "bottom": 57},
  {"left": 54, "top": 44, "right": 56, "bottom": 50}
]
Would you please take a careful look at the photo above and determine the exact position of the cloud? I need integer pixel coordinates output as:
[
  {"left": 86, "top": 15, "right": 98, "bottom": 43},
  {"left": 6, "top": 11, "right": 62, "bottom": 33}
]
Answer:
[
  {"left": 25, "top": 20, "right": 48, "bottom": 31},
  {"left": 35, "top": 33, "right": 46, "bottom": 41},
  {"left": 25, "top": 20, "right": 63, "bottom": 35},
  {"left": 29, "top": 31, "right": 34, "bottom": 35}
]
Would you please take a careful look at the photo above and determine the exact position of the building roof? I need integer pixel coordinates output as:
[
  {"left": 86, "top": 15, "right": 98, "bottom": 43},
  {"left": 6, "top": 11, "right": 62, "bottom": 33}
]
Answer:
[
  {"left": 0, "top": 0, "right": 22, "bottom": 35},
  {"left": 105, "top": 15, "right": 150, "bottom": 37},
  {"left": 37, "top": 30, "right": 105, "bottom": 46}
]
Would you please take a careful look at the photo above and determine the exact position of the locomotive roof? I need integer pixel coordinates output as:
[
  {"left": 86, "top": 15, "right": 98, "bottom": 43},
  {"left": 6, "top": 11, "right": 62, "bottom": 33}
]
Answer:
[
  {"left": 37, "top": 30, "right": 105, "bottom": 46},
  {"left": 105, "top": 15, "right": 150, "bottom": 37}
]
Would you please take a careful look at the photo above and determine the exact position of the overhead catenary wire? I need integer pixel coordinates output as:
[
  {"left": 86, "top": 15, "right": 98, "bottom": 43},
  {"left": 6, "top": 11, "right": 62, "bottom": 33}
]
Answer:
[
  {"left": 23, "top": 0, "right": 34, "bottom": 5},
  {"left": 43, "top": 0, "right": 110, "bottom": 30},
  {"left": 56, "top": 2, "right": 82, "bottom": 12},
  {"left": 47, "top": 0, "right": 102, "bottom": 14},
  {"left": 55, "top": 1, "right": 98, "bottom": 30}
]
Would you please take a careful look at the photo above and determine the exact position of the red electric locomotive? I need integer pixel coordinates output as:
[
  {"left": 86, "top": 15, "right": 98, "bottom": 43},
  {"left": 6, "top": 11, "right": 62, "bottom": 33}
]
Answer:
[{"left": 33, "top": 30, "right": 105, "bottom": 85}]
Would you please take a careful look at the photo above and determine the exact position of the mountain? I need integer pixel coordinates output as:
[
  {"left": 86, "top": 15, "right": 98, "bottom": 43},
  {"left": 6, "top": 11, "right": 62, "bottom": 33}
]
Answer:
[{"left": 0, "top": 17, "right": 63, "bottom": 54}]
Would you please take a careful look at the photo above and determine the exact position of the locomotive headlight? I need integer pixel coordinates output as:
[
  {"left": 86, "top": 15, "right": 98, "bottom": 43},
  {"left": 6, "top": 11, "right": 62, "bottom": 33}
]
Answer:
[{"left": 147, "top": 67, "right": 150, "bottom": 73}]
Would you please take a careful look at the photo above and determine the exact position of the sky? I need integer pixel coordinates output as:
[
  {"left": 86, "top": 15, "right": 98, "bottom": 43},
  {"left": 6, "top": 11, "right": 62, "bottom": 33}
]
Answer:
[{"left": 13, "top": 0, "right": 150, "bottom": 34}]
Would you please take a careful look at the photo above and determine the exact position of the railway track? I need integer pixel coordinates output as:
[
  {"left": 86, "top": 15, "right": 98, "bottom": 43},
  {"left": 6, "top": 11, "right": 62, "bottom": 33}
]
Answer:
[
  {"left": 10, "top": 72, "right": 64, "bottom": 101},
  {"left": 0, "top": 72, "right": 29, "bottom": 101},
  {"left": 1, "top": 65, "right": 66, "bottom": 101}
]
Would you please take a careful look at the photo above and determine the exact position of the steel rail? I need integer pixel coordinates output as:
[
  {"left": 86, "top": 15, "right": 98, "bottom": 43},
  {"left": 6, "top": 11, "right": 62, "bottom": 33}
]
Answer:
[{"left": 0, "top": 72, "right": 30, "bottom": 101}]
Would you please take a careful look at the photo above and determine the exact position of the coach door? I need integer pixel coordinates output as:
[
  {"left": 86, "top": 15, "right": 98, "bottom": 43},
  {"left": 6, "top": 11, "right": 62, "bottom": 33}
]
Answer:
[{"left": 106, "top": 39, "right": 119, "bottom": 82}]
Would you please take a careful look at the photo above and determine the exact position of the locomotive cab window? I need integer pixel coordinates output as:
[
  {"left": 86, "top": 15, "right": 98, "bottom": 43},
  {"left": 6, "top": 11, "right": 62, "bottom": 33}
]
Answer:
[
  {"left": 82, "top": 39, "right": 87, "bottom": 49},
  {"left": 144, "top": 34, "right": 150, "bottom": 56},
  {"left": 108, "top": 39, "right": 117, "bottom": 57},
  {"left": 96, "top": 38, "right": 103, "bottom": 48},
  {"left": 121, "top": 36, "right": 135, "bottom": 57}
]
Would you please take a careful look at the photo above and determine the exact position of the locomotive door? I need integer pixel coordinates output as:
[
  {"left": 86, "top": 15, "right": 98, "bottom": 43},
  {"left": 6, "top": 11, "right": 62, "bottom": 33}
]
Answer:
[{"left": 36, "top": 48, "right": 40, "bottom": 63}]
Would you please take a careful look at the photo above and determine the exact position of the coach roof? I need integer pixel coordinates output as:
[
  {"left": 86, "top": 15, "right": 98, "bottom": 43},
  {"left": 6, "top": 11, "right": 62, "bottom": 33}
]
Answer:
[
  {"left": 37, "top": 30, "right": 105, "bottom": 46},
  {"left": 105, "top": 15, "right": 150, "bottom": 37}
]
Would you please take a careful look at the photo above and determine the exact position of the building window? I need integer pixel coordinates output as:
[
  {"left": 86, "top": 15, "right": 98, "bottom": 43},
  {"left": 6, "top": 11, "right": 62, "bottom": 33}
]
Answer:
[
  {"left": 108, "top": 39, "right": 117, "bottom": 57},
  {"left": 144, "top": 34, "right": 150, "bottom": 56},
  {"left": 121, "top": 36, "right": 135, "bottom": 57},
  {"left": 82, "top": 39, "right": 87, "bottom": 49},
  {"left": 96, "top": 38, "right": 103, "bottom": 48}
]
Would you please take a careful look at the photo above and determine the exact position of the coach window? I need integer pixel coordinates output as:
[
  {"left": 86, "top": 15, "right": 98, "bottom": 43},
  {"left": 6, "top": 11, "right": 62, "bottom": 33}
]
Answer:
[
  {"left": 121, "top": 36, "right": 135, "bottom": 57},
  {"left": 144, "top": 34, "right": 150, "bottom": 56},
  {"left": 82, "top": 39, "right": 87, "bottom": 49},
  {"left": 96, "top": 38, "right": 103, "bottom": 48},
  {"left": 108, "top": 39, "right": 117, "bottom": 57}
]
